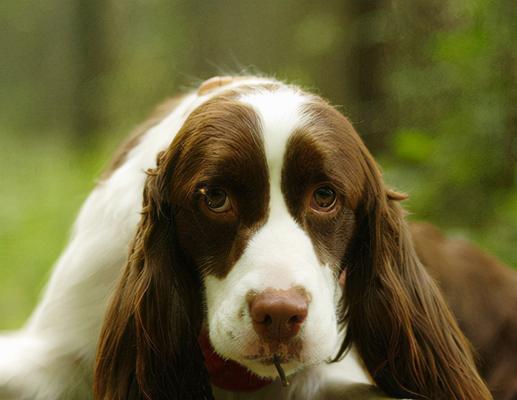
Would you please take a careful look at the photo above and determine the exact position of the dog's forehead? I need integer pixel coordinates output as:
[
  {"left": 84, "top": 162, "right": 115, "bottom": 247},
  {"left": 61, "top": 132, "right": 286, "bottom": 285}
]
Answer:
[
  {"left": 238, "top": 88, "right": 310, "bottom": 166},
  {"left": 177, "top": 84, "right": 321, "bottom": 188},
  {"left": 186, "top": 81, "right": 338, "bottom": 173},
  {"left": 235, "top": 88, "right": 314, "bottom": 222}
]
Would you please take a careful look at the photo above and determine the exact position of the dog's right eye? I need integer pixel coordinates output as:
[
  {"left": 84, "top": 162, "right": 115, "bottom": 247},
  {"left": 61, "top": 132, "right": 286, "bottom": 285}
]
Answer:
[{"left": 201, "top": 187, "right": 232, "bottom": 213}]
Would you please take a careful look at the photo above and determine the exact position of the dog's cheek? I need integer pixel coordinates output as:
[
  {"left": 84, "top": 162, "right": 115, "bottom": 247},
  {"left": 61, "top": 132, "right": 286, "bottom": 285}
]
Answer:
[
  {"left": 204, "top": 276, "right": 230, "bottom": 348},
  {"left": 204, "top": 275, "right": 250, "bottom": 358},
  {"left": 301, "top": 265, "right": 340, "bottom": 362}
]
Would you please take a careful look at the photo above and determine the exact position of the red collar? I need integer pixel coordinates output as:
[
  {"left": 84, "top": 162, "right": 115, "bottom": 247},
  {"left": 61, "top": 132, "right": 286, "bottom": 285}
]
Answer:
[{"left": 198, "top": 332, "right": 272, "bottom": 392}]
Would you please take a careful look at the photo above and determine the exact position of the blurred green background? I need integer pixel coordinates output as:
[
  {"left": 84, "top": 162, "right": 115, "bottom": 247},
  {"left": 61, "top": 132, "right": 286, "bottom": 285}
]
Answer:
[{"left": 1, "top": 0, "right": 515, "bottom": 329}]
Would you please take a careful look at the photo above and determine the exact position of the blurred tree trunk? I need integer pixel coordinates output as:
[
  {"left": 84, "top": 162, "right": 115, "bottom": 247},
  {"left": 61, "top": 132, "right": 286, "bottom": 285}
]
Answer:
[
  {"left": 72, "top": 0, "right": 114, "bottom": 141},
  {"left": 349, "top": 0, "right": 390, "bottom": 154},
  {"left": 499, "top": 0, "right": 517, "bottom": 189}
]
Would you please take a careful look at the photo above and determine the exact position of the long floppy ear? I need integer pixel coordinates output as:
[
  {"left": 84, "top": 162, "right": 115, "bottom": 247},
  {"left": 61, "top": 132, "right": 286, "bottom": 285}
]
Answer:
[
  {"left": 338, "top": 149, "right": 492, "bottom": 399},
  {"left": 94, "top": 157, "right": 213, "bottom": 399}
]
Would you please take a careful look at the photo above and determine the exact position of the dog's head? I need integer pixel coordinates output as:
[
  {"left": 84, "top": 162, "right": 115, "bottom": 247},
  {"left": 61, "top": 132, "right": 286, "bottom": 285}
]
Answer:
[{"left": 94, "top": 77, "right": 490, "bottom": 399}]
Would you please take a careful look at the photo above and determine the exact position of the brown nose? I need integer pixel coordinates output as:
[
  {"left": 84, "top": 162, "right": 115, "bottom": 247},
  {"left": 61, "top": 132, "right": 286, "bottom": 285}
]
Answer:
[{"left": 249, "top": 288, "right": 309, "bottom": 341}]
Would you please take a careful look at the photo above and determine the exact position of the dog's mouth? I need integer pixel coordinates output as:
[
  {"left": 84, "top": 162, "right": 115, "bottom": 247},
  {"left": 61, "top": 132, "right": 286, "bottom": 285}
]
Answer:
[
  {"left": 243, "top": 353, "right": 293, "bottom": 364},
  {"left": 242, "top": 354, "right": 292, "bottom": 386},
  {"left": 241, "top": 341, "right": 306, "bottom": 387},
  {"left": 243, "top": 338, "right": 303, "bottom": 361}
]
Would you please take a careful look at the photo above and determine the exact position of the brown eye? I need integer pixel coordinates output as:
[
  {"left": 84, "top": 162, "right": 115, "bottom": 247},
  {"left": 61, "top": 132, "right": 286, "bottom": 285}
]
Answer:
[
  {"left": 311, "top": 186, "right": 337, "bottom": 211},
  {"left": 202, "top": 187, "right": 231, "bottom": 213}
]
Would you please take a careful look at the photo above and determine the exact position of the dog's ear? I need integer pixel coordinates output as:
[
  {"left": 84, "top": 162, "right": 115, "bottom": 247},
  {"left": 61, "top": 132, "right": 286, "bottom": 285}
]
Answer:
[
  {"left": 337, "top": 149, "right": 491, "bottom": 399},
  {"left": 94, "top": 155, "right": 213, "bottom": 399}
]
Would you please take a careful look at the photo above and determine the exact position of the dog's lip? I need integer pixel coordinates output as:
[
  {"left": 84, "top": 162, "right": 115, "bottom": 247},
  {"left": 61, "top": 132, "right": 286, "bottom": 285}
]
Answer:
[
  {"left": 241, "top": 337, "right": 304, "bottom": 364},
  {"left": 243, "top": 354, "right": 297, "bottom": 365}
]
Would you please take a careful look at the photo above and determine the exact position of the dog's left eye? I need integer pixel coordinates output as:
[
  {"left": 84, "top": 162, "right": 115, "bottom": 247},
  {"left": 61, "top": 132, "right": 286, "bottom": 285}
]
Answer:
[
  {"left": 202, "top": 187, "right": 231, "bottom": 213},
  {"left": 311, "top": 186, "right": 337, "bottom": 211}
]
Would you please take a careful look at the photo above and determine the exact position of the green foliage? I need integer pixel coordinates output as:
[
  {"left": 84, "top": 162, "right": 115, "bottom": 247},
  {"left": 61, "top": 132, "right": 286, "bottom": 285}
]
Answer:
[
  {"left": 392, "top": 129, "right": 435, "bottom": 163},
  {"left": 384, "top": 0, "right": 516, "bottom": 264}
]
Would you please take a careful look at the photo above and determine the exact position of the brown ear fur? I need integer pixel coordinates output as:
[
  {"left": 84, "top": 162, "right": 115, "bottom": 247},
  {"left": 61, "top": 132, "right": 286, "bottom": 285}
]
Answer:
[
  {"left": 338, "top": 149, "right": 492, "bottom": 399},
  {"left": 93, "top": 159, "right": 213, "bottom": 399}
]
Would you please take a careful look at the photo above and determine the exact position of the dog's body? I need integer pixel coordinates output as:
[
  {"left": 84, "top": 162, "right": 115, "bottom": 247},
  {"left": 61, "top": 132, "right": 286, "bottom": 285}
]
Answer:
[
  {"left": 0, "top": 77, "right": 495, "bottom": 399},
  {"left": 411, "top": 223, "right": 517, "bottom": 400}
]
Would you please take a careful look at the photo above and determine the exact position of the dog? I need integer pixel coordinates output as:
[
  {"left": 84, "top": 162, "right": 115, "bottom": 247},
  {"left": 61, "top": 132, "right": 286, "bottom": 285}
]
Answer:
[{"left": 0, "top": 76, "right": 491, "bottom": 399}]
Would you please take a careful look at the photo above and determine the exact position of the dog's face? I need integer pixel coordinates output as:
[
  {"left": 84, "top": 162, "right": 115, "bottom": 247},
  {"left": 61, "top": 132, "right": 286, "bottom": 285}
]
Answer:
[
  {"left": 95, "top": 78, "right": 490, "bottom": 400},
  {"left": 168, "top": 84, "right": 367, "bottom": 377}
]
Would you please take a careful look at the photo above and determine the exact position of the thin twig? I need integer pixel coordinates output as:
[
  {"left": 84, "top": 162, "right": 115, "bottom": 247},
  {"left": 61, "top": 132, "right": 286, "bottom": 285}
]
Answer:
[{"left": 273, "top": 354, "right": 290, "bottom": 387}]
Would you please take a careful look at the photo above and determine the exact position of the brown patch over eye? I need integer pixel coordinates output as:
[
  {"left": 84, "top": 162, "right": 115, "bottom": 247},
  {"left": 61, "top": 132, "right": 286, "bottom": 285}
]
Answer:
[
  {"left": 281, "top": 110, "right": 362, "bottom": 267},
  {"left": 311, "top": 186, "right": 337, "bottom": 212},
  {"left": 169, "top": 93, "right": 270, "bottom": 279}
]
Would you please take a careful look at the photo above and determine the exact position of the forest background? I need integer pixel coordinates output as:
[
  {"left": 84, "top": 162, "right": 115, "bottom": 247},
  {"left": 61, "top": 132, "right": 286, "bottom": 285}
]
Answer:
[{"left": 0, "top": 0, "right": 515, "bottom": 328}]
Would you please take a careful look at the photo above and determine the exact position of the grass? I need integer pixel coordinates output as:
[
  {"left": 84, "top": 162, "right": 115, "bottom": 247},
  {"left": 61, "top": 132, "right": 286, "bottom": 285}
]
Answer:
[{"left": 0, "top": 131, "right": 119, "bottom": 329}]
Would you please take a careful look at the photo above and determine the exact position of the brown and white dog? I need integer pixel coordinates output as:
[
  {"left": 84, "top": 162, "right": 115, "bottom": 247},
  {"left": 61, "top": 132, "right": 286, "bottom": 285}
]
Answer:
[{"left": 0, "top": 76, "right": 493, "bottom": 399}]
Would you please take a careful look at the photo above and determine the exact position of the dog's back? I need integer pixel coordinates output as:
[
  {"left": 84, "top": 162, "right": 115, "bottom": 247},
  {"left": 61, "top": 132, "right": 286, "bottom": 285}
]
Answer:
[{"left": 411, "top": 222, "right": 517, "bottom": 400}]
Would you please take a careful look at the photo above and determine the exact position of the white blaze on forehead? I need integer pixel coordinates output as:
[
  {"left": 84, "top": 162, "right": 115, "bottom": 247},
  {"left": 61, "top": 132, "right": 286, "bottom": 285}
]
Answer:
[
  {"left": 239, "top": 88, "right": 309, "bottom": 217},
  {"left": 236, "top": 87, "right": 323, "bottom": 292}
]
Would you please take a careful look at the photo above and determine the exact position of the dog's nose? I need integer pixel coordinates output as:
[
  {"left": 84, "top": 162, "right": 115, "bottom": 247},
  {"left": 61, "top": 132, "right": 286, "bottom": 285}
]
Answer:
[{"left": 249, "top": 288, "right": 308, "bottom": 341}]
